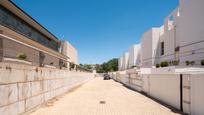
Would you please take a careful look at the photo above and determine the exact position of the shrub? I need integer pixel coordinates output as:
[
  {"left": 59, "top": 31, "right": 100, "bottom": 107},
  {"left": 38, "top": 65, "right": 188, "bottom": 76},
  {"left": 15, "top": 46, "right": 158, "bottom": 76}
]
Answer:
[
  {"left": 172, "top": 60, "right": 179, "bottom": 66},
  {"left": 190, "top": 61, "right": 195, "bottom": 65},
  {"left": 168, "top": 61, "right": 172, "bottom": 65},
  {"left": 16, "top": 53, "right": 27, "bottom": 60},
  {"left": 185, "top": 61, "right": 190, "bottom": 66},
  {"left": 168, "top": 60, "right": 179, "bottom": 66},
  {"left": 175, "top": 46, "right": 180, "bottom": 52},
  {"left": 186, "top": 60, "right": 195, "bottom": 66},
  {"left": 160, "top": 61, "right": 169, "bottom": 67},
  {"left": 156, "top": 64, "right": 160, "bottom": 68},
  {"left": 131, "top": 65, "right": 137, "bottom": 68},
  {"left": 201, "top": 60, "right": 204, "bottom": 66},
  {"left": 50, "top": 62, "right": 54, "bottom": 65},
  {"left": 70, "top": 63, "right": 75, "bottom": 69}
]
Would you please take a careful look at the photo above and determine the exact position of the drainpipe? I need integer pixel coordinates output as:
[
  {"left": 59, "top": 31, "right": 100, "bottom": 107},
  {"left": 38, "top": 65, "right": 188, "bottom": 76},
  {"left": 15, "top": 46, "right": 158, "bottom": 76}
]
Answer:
[{"left": 180, "top": 74, "right": 183, "bottom": 112}]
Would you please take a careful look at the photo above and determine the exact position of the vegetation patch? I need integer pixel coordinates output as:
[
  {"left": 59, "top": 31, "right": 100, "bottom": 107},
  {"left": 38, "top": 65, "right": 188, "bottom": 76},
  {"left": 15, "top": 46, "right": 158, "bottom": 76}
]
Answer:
[
  {"left": 78, "top": 59, "right": 118, "bottom": 73},
  {"left": 201, "top": 59, "right": 204, "bottom": 66},
  {"left": 50, "top": 62, "right": 54, "bottom": 65},
  {"left": 186, "top": 60, "right": 195, "bottom": 66},
  {"left": 156, "top": 64, "right": 160, "bottom": 68},
  {"left": 16, "top": 52, "right": 27, "bottom": 60},
  {"left": 131, "top": 65, "right": 137, "bottom": 69},
  {"left": 160, "top": 61, "right": 169, "bottom": 67}
]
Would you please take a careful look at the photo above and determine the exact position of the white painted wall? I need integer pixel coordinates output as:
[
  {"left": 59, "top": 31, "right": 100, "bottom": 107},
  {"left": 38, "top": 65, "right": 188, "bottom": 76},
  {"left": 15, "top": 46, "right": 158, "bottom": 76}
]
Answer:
[
  {"left": 190, "top": 74, "right": 204, "bottom": 115},
  {"left": 122, "top": 52, "right": 129, "bottom": 70},
  {"left": 145, "top": 0, "right": 204, "bottom": 67},
  {"left": 141, "top": 75, "right": 149, "bottom": 94},
  {"left": 157, "top": 0, "right": 204, "bottom": 66},
  {"left": 128, "top": 44, "right": 141, "bottom": 68},
  {"left": 118, "top": 56, "right": 123, "bottom": 71},
  {"left": 62, "top": 41, "right": 78, "bottom": 64},
  {"left": 148, "top": 74, "right": 181, "bottom": 110},
  {"left": 122, "top": 0, "right": 204, "bottom": 68},
  {"left": 113, "top": 67, "right": 204, "bottom": 115},
  {"left": 177, "top": 0, "right": 204, "bottom": 66},
  {"left": 159, "top": 8, "right": 180, "bottom": 63},
  {"left": 141, "top": 28, "right": 161, "bottom": 67},
  {"left": 141, "top": 29, "right": 152, "bottom": 67}
]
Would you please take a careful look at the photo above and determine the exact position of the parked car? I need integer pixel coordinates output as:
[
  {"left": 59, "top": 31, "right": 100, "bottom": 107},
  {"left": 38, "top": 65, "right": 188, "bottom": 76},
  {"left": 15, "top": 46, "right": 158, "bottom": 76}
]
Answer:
[{"left": 103, "top": 73, "right": 111, "bottom": 80}]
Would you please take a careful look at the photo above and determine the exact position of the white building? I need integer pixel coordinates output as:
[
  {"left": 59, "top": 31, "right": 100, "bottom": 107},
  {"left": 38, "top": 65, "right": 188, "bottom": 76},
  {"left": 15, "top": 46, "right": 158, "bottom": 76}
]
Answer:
[
  {"left": 118, "top": 56, "right": 123, "bottom": 71},
  {"left": 61, "top": 41, "right": 78, "bottom": 66},
  {"left": 128, "top": 44, "right": 141, "bottom": 68},
  {"left": 156, "top": 0, "right": 204, "bottom": 67},
  {"left": 141, "top": 27, "right": 163, "bottom": 67},
  {"left": 176, "top": 0, "right": 204, "bottom": 66},
  {"left": 116, "top": 1, "right": 204, "bottom": 114},
  {"left": 158, "top": 8, "right": 180, "bottom": 63},
  {"left": 122, "top": 52, "right": 129, "bottom": 70},
  {"left": 120, "top": 0, "right": 204, "bottom": 69}
]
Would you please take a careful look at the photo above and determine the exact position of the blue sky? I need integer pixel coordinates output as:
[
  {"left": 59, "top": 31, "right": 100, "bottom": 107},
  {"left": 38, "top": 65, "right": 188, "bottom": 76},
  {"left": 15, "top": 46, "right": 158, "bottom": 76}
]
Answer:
[{"left": 13, "top": 0, "right": 178, "bottom": 64}]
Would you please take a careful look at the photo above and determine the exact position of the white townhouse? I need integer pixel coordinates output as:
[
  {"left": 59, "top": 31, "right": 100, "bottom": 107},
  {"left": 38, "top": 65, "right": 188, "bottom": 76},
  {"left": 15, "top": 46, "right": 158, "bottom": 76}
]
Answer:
[
  {"left": 120, "top": 0, "right": 204, "bottom": 69},
  {"left": 118, "top": 56, "right": 123, "bottom": 71},
  {"left": 158, "top": 8, "right": 180, "bottom": 63},
  {"left": 155, "top": 0, "right": 204, "bottom": 67},
  {"left": 140, "top": 27, "right": 163, "bottom": 67},
  {"left": 128, "top": 44, "right": 141, "bottom": 68},
  {"left": 176, "top": 0, "right": 204, "bottom": 66},
  {"left": 122, "top": 52, "right": 129, "bottom": 70},
  {"left": 116, "top": 1, "right": 204, "bottom": 114}
]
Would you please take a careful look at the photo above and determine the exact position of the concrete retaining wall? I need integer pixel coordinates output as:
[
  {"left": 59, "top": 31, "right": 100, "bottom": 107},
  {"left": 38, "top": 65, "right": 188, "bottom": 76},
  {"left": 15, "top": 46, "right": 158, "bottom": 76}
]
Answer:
[{"left": 0, "top": 62, "right": 94, "bottom": 115}]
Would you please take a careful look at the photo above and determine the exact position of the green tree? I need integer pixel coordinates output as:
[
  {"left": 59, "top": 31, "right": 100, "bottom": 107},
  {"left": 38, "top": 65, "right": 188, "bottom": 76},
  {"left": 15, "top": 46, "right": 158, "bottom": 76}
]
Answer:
[{"left": 96, "top": 58, "right": 118, "bottom": 73}]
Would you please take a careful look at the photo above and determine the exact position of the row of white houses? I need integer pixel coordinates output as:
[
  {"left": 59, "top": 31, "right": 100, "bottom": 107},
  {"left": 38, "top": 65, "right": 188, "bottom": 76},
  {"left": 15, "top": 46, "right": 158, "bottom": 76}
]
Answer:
[
  {"left": 115, "top": 1, "right": 204, "bottom": 115},
  {"left": 119, "top": 0, "right": 204, "bottom": 71}
]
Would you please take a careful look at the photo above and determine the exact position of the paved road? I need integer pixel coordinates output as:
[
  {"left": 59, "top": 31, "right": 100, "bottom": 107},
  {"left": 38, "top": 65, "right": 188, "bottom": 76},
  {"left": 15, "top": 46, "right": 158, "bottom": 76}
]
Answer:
[{"left": 31, "top": 77, "right": 181, "bottom": 115}]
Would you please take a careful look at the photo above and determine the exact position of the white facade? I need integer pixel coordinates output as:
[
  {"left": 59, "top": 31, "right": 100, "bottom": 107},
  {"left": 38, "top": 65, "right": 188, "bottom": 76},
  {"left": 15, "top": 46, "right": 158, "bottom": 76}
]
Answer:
[
  {"left": 177, "top": 0, "right": 204, "bottom": 66},
  {"left": 141, "top": 27, "right": 162, "bottom": 67},
  {"left": 158, "top": 8, "right": 180, "bottom": 63},
  {"left": 119, "top": 0, "right": 204, "bottom": 69},
  {"left": 118, "top": 56, "right": 123, "bottom": 71},
  {"left": 128, "top": 44, "right": 141, "bottom": 68},
  {"left": 156, "top": 0, "right": 204, "bottom": 67},
  {"left": 61, "top": 41, "right": 78, "bottom": 64},
  {"left": 122, "top": 52, "right": 129, "bottom": 70},
  {"left": 115, "top": 1, "right": 204, "bottom": 114}
]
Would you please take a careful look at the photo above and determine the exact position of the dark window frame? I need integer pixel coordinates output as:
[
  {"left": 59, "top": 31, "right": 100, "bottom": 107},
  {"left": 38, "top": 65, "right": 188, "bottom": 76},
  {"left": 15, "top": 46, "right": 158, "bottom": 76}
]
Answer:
[
  {"left": 0, "top": 5, "right": 59, "bottom": 51},
  {"left": 161, "top": 42, "right": 164, "bottom": 56}
]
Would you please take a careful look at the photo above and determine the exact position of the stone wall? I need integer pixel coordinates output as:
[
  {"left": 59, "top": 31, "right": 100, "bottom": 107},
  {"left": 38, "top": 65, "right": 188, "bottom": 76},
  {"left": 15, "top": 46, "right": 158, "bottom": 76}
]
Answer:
[{"left": 0, "top": 62, "right": 94, "bottom": 115}]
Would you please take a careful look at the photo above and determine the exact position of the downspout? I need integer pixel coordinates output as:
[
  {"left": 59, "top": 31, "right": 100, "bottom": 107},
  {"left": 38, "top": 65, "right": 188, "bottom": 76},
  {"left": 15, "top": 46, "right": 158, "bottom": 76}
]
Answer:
[{"left": 180, "top": 74, "right": 183, "bottom": 112}]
